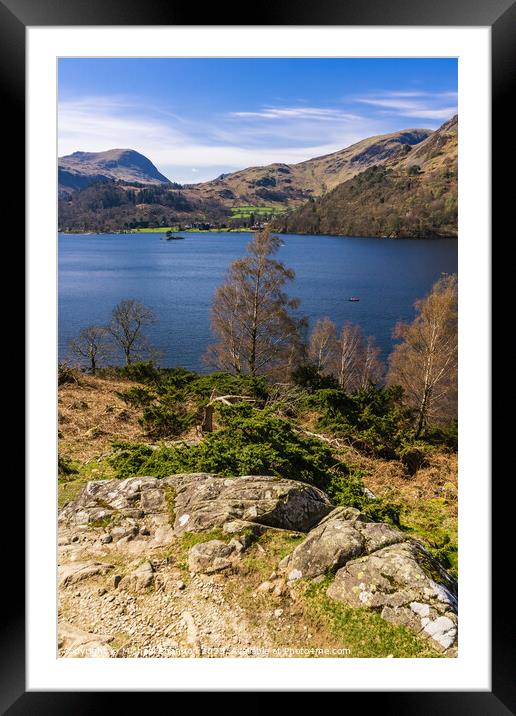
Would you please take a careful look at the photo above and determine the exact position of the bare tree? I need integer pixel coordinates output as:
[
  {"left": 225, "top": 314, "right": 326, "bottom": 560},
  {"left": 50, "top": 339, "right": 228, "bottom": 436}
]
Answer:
[
  {"left": 68, "top": 325, "right": 112, "bottom": 375},
  {"left": 359, "top": 335, "right": 384, "bottom": 389},
  {"left": 308, "top": 317, "right": 337, "bottom": 373},
  {"left": 387, "top": 274, "right": 458, "bottom": 437},
  {"left": 206, "top": 228, "right": 304, "bottom": 376},
  {"left": 109, "top": 299, "right": 157, "bottom": 365},
  {"left": 334, "top": 322, "right": 364, "bottom": 391}
]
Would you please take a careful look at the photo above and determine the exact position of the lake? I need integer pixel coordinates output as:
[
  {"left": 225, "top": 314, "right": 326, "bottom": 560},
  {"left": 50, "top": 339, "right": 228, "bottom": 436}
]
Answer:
[{"left": 58, "top": 231, "right": 458, "bottom": 372}]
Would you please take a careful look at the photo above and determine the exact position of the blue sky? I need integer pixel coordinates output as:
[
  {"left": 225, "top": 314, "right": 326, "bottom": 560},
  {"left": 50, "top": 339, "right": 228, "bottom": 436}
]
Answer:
[{"left": 58, "top": 58, "right": 457, "bottom": 184}]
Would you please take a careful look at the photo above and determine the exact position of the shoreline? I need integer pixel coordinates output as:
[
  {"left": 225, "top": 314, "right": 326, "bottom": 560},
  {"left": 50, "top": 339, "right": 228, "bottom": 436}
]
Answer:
[{"left": 58, "top": 229, "right": 458, "bottom": 240}]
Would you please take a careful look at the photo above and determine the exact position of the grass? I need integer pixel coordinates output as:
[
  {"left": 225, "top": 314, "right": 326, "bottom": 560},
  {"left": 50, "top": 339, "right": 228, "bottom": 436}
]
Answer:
[
  {"left": 59, "top": 374, "right": 148, "bottom": 462},
  {"left": 221, "top": 531, "right": 443, "bottom": 657},
  {"left": 230, "top": 205, "right": 286, "bottom": 219},
  {"left": 58, "top": 456, "right": 117, "bottom": 509},
  {"left": 300, "top": 578, "right": 443, "bottom": 658}
]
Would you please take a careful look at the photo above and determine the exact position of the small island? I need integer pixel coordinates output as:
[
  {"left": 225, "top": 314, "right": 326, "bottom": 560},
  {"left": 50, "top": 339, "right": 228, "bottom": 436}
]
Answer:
[{"left": 162, "top": 230, "right": 185, "bottom": 241}]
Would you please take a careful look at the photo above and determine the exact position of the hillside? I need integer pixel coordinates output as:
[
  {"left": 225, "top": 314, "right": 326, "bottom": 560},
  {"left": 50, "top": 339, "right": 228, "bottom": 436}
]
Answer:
[
  {"left": 58, "top": 128, "right": 433, "bottom": 232},
  {"left": 58, "top": 368, "right": 458, "bottom": 658},
  {"left": 274, "top": 116, "right": 458, "bottom": 239},
  {"left": 58, "top": 148, "right": 171, "bottom": 194},
  {"left": 187, "top": 128, "right": 432, "bottom": 208}
]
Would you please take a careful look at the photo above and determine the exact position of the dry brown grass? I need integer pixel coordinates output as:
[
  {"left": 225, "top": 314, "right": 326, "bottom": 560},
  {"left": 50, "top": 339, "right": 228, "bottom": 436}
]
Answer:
[{"left": 58, "top": 374, "right": 148, "bottom": 462}]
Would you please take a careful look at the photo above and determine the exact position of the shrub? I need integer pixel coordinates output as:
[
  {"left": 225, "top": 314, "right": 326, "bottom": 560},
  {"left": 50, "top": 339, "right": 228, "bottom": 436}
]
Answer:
[
  {"left": 108, "top": 403, "right": 400, "bottom": 525},
  {"left": 116, "top": 386, "right": 156, "bottom": 407},
  {"left": 326, "top": 470, "right": 401, "bottom": 525},
  {"left": 421, "top": 420, "right": 458, "bottom": 451},
  {"left": 307, "top": 386, "right": 413, "bottom": 459},
  {"left": 58, "top": 363, "right": 80, "bottom": 386},
  {"left": 116, "top": 361, "right": 162, "bottom": 384},
  {"left": 139, "top": 403, "right": 194, "bottom": 439},
  {"left": 58, "top": 454, "right": 78, "bottom": 478},
  {"left": 291, "top": 364, "right": 339, "bottom": 392}
]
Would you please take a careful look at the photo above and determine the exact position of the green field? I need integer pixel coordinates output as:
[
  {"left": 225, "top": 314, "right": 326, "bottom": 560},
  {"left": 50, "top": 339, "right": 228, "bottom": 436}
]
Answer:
[{"left": 230, "top": 205, "right": 286, "bottom": 219}]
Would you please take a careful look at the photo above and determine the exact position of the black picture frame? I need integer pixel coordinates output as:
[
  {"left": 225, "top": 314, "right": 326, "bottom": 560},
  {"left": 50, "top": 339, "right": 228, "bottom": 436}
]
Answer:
[{"left": 7, "top": 0, "right": 513, "bottom": 709}]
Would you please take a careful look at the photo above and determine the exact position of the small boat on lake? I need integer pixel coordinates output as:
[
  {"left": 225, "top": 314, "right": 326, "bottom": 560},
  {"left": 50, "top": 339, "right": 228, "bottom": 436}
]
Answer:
[{"left": 347, "top": 297, "right": 360, "bottom": 302}]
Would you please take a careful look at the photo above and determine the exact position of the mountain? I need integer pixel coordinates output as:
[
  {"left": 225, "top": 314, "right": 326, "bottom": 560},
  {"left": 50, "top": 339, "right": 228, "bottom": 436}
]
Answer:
[
  {"left": 58, "top": 128, "right": 434, "bottom": 232},
  {"left": 185, "top": 128, "right": 432, "bottom": 208},
  {"left": 58, "top": 148, "right": 170, "bottom": 193},
  {"left": 274, "top": 116, "right": 457, "bottom": 239}
]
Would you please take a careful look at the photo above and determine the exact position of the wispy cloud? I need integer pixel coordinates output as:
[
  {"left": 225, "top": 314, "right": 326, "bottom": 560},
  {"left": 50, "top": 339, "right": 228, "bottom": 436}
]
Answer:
[
  {"left": 58, "top": 91, "right": 454, "bottom": 184},
  {"left": 58, "top": 97, "right": 382, "bottom": 183},
  {"left": 230, "top": 106, "right": 361, "bottom": 121},
  {"left": 354, "top": 91, "right": 457, "bottom": 121}
]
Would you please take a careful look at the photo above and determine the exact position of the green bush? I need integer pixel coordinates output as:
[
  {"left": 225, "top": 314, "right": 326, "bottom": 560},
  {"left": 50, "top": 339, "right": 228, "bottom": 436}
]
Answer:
[
  {"left": 291, "top": 364, "right": 339, "bottom": 392},
  {"left": 326, "top": 470, "right": 401, "bottom": 525},
  {"left": 108, "top": 403, "right": 400, "bottom": 525},
  {"left": 116, "top": 361, "right": 162, "bottom": 383},
  {"left": 139, "top": 403, "right": 194, "bottom": 438},
  {"left": 306, "top": 386, "right": 413, "bottom": 459},
  {"left": 58, "top": 454, "right": 79, "bottom": 478},
  {"left": 421, "top": 420, "right": 458, "bottom": 451},
  {"left": 116, "top": 385, "right": 156, "bottom": 407}
]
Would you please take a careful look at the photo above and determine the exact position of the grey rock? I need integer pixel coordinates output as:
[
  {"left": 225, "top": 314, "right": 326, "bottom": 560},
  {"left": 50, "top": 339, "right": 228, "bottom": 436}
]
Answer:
[
  {"left": 119, "top": 561, "right": 154, "bottom": 592},
  {"left": 283, "top": 507, "right": 404, "bottom": 581},
  {"left": 58, "top": 474, "right": 333, "bottom": 540},
  {"left": 187, "top": 540, "right": 238, "bottom": 574},
  {"left": 58, "top": 561, "right": 113, "bottom": 588},
  {"left": 58, "top": 621, "right": 115, "bottom": 658},
  {"left": 326, "top": 541, "right": 458, "bottom": 653},
  {"left": 164, "top": 473, "right": 333, "bottom": 534}
]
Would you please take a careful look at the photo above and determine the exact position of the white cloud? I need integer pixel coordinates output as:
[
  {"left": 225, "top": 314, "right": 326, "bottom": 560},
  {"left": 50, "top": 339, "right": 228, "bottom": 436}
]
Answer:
[
  {"left": 58, "top": 94, "right": 444, "bottom": 184},
  {"left": 354, "top": 91, "right": 457, "bottom": 121},
  {"left": 230, "top": 106, "right": 361, "bottom": 121}
]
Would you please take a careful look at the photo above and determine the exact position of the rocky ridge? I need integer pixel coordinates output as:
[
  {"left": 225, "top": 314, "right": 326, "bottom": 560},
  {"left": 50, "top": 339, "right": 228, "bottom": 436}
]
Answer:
[{"left": 58, "top": 473, "right": 458, "bottom": 657}]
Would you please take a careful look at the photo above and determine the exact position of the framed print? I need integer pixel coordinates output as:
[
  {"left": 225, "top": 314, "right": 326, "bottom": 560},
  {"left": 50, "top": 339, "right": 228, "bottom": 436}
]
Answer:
[{"left": 6, "top": 0, "right": 513, "bottom": 708}]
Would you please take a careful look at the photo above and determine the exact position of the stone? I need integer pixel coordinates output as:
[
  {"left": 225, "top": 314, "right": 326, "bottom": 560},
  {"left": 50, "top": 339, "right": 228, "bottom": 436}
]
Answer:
[
  {"left": 326, "top": 541, "right": 458, "bottom": 653},
  {"left": 187, "top": 540, "right": 238, "bottom": 574},
  {"left": 257, "top": 581, "right": 274, "bottom": 593},
  {"left": 163, "top": 473, "right": 333, "bottom": 534},
  {"left": 58, "top": 621, "right": 114, "bottom": 658},
  {"left": 110, "top": 525, "right": 138, "bottom": 541},
  {"left": 119, "top": 561, "right": 154, "bottom": 592},
  {"left": 58, "top": 474, "right": 333, "bottom": 545},
  {"left": 58, "top": 561, "right": 113, "bottom": 587},
  {"left": 281, "top": 507, "right": 404, "bottom": 581}
]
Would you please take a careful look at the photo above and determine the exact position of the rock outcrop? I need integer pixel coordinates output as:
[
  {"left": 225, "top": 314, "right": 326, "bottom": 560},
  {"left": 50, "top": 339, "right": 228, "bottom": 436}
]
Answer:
[
  {"left": 276, "top": 505, "right": 458, "bottom": 654},
  {"left": 280, "top": 507, "right": 404, "bottom": 581},
  {"left": 187, "top": 538, "right": 248, "bottom": 575},
  {"left": 326, "top": 541, "right": 458, "bottom": 654},
  {"left": 59, "top": 474, "right": 334, "bottom": 540},
  {"left": 165, "top": 473, "right": 333, "bottom": 534},
  {"left": 58, "top": 473, "right": 458, "bottom": 656}
]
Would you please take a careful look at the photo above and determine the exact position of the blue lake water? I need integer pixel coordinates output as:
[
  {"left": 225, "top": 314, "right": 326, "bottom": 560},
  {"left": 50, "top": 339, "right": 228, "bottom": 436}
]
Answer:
[{"left": 58, "top": 231, "right": 458, "bottom": 371}]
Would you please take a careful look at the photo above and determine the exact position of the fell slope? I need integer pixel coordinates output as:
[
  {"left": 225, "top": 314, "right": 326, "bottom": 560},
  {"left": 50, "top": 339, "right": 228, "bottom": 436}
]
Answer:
[
  {"left": 58, "top": 128, "right": 432, "bottom": 231},
  {"left": 187, "top": 128, "right": 432, "bottom": 208},
  {"left": 274, "top": 116, "right": 457, "bottom": 239},
  {"left": 59, "top": 148, "right": 171, "bottom": 193}
]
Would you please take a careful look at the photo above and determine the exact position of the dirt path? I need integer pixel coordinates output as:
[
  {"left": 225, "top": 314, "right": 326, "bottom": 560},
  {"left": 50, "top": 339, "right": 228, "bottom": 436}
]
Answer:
[{"left": 58, "top": 526, "right": 323, "bottom": 658}]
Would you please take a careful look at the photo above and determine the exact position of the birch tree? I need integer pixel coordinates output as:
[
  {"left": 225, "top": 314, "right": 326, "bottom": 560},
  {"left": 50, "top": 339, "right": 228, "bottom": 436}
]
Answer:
[
  {"left": 307, "top": 317, "right": 337, "bottom": 373},
  {"left": 206, "top": 229, "right": 304, "bottom": 376},
  {"left": 387, "top": 274, "right": 458, "bottom": 436}
]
